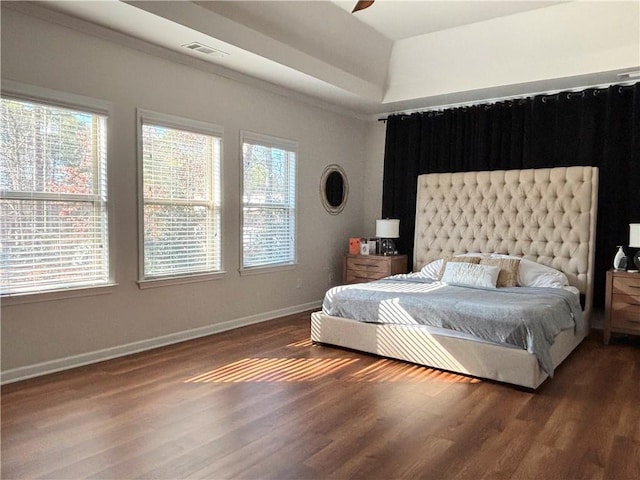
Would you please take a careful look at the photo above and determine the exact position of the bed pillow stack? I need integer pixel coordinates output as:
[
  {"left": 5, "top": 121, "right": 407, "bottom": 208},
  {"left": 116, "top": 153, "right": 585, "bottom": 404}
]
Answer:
[
  {"left": 419, "top": 253, "right": 569, "bottom": 289},
  {"left": 488, "top": 254, "right": 569, "bottom": 288},
  {"left": 436, "top": 255, "right": 481, "bottom": 279}
]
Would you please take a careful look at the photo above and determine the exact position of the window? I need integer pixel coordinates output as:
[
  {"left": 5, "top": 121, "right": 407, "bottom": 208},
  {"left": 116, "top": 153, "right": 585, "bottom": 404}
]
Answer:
[
  {"left": 241, "top": 131, "right": 297, "bottom": 271},
  {"left": 139, "top": 111, "right": 222, "bottom": 282},
  {"left": 0, "top": 93, "right": 109, "bottom": 295}
]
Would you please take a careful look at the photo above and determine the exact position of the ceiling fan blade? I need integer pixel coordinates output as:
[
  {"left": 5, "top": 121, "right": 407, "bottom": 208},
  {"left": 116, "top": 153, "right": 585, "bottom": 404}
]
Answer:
[{"left": 352, "top": 1, "right": 374, "bottom": 13}]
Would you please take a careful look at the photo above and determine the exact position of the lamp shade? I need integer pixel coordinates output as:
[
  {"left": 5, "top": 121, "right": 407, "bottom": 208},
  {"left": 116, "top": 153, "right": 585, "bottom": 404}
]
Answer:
[
  {"left": 630, "top": 223, "right": 640, "bottom": 248},
  {"left": 376, "top": 219, "right": 400, "bottom": 238}
]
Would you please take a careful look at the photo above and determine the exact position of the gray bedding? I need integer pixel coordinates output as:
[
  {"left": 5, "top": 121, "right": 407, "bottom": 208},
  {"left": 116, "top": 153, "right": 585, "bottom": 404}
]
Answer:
[{"left": 322, "top": 274, "right": 584, "bottom": 376}]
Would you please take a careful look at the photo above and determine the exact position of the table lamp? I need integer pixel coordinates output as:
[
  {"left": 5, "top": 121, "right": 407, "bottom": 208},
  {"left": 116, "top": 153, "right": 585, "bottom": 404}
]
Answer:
[
  {"left": 630, "top": 223, "right": 640, "bottom": 272},
  {"left": 376, "top": 219, "right": 400, "bottom": 256}
]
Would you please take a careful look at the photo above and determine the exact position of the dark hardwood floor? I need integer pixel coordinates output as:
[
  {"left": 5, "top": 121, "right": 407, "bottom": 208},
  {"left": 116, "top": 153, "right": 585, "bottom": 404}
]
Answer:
[{"left": 2, "top": 311, "right": 639, "bottom": 479}]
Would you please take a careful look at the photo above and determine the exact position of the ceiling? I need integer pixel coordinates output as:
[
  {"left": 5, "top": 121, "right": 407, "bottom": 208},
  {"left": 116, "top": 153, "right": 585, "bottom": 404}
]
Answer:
[
  {"left": 330, "top": 1, "right": 563, "bottom": 40},
  {"left": 23, "top": 1, "right": 640, "bottom": 118}
]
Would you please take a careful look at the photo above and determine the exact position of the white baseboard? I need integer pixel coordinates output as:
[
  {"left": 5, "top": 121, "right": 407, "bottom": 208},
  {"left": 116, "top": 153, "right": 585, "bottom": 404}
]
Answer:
[{"left": 1, "top": 301, "right": 322, "bottom": 385}]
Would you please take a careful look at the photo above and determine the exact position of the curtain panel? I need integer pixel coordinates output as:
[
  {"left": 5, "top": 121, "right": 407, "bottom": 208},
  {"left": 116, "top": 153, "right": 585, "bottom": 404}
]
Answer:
[{"left": 382, "top": 83, "right": 640, "bottom": 307}]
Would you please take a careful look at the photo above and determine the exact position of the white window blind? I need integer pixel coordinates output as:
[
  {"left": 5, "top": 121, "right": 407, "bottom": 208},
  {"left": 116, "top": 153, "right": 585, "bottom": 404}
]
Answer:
[
  {"left": 0, "top": 97, "right": 109, "bottom": 295},
  {"left": 241, "top": 132, "right": 297, "bottom": 269},
  {"left": 141, "top": 116, "right": 222, "bottom": 279}
]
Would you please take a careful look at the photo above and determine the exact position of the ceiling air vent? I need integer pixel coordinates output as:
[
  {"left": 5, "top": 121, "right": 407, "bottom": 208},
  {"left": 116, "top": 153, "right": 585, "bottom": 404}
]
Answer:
[
  {"left": 617, "top": 71, "right": 640, "bottom": 80},
  {"left": 182, "top": 42, "right": 229, "bottom": 58}
]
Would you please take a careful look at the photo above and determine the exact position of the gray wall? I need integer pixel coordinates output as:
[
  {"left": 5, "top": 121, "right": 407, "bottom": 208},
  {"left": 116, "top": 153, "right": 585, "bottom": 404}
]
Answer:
[
  {"left": 362, "top": 122, "right": 387, "bottom": 238},
  {"left": 1, "top": 7, "right": 368, "bottom": 379}
]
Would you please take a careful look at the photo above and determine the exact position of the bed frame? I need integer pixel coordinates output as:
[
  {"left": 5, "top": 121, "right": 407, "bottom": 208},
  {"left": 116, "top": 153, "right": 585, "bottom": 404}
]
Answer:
[{"left": 311, "top": 166, "right": 599, "bottom": 389}]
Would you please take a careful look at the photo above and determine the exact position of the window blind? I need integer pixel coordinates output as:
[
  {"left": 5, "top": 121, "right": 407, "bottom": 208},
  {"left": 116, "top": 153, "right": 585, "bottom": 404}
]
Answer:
[
  {"left": 241, "top": 133, "right": 297, "bottom": 269},
  {"left": 141, "top": 121, "right": 221, "bottom": 279},
  {"left": 0, "top": 98, "right": 109, "bottom": 295}
]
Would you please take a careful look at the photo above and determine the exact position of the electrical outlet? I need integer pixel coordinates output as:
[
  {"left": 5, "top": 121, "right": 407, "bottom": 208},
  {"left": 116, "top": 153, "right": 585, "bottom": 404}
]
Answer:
[{"left": 296, "top": 277, "right": 302, "bottom": 289}]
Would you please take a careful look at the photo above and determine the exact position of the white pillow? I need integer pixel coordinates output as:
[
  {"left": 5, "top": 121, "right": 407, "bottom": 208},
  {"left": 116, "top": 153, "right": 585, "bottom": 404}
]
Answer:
[
  {"left": 488, "top": 254, "right": 569, "bottom": 288},
  {"left": 440, "top": 262, "right": 500, "bottom": 288},
  {"left": 419, "top": 253, "right": 486, "bottom": 280},
  {"left": 419, "top": 259, "right": 443, "bottom": 280}
]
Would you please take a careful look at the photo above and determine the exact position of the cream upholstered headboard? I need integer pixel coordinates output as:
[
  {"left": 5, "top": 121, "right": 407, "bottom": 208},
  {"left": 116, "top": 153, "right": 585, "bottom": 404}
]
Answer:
[{"left": 413, "top": 166, "right": 598, "bottom": 314}]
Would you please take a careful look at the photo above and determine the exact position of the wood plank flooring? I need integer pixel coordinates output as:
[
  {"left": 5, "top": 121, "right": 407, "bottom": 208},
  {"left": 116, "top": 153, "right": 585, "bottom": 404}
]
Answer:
[{"left": 2, "top": 311, "right": 639, "bottom": 479}]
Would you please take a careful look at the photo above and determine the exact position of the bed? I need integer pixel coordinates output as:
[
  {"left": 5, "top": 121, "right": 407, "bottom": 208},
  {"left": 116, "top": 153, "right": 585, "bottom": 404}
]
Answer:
[{"left": 311, "top": 166, "right": 599, "bottom": 389}]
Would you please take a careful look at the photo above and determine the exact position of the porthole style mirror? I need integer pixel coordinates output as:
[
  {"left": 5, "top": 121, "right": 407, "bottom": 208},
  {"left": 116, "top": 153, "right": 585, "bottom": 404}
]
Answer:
[{"left": 320, "top": 164, "right": 348, "bottom": 215}]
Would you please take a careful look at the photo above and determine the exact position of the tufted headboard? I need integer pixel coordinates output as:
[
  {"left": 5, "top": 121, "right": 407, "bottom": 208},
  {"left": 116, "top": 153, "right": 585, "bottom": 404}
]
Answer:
[{"left": 413, "top": 166, "right": 598, "bottom": 316}]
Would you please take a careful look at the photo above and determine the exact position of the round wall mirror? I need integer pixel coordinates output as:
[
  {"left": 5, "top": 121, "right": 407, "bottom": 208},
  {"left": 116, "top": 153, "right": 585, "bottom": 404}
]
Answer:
[{"left": 320, "top": 164, "right": 348, "bottom": 215}]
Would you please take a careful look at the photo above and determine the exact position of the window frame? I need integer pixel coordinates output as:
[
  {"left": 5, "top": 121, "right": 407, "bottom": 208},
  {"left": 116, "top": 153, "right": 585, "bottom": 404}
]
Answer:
[
  {"left": 136, "top": 109, "right": 224, "bottom": 288},
  {"left": 0, "top": 80, "right": 115, "bottom": 304},
  {"left": 239, "top": 130, "right": 298, "bottom": 275}
]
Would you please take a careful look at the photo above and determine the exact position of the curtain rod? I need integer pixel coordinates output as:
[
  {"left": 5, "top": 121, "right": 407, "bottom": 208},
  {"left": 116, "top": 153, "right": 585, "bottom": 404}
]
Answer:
[{"left": 376, "top": 80, "right": 638, "bottom": 122}]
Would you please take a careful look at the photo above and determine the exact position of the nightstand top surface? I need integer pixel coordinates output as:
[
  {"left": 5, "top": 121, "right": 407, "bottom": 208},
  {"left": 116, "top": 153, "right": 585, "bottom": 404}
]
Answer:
[{"left": 608, "top": 269, "right": 640, "bottom": 278}]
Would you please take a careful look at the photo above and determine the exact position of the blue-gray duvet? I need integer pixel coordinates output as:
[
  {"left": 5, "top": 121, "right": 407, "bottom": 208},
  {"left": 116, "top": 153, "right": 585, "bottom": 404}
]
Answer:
[{"left": 322, "top": 275, "right": 584, "bottom": 376}]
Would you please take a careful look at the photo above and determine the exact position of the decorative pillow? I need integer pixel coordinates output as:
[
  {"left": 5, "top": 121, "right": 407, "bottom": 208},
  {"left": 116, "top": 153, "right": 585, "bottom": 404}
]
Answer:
[
  {"left": 488, "top": 254, "right": 569, "bottom": 288},
  {"left": 419, "top": 254, "right": 486, "bottom": 280},
  {"left": 437, "top": 255, "right": 481, "bottom": 280},
  {"left": 480, "top": 257, "right": 521, "bottom": 288},
  {"left": 441, "top": 262, "right": 500, "bottom": 288}
]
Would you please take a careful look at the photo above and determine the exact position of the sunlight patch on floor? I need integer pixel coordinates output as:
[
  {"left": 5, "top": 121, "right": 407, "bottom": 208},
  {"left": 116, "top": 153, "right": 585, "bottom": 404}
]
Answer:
[
  {"left": 184, "top": 357, "right": 358, "bottom": 383},
  {"left": 183, "top": 354, "right": 480, "bottom": 384},
  {"left": 287, "top": 338, "right": 314, "bottom": 348},
  {"left": 348, "top": 358, "right": 481, "bottom": 383}
]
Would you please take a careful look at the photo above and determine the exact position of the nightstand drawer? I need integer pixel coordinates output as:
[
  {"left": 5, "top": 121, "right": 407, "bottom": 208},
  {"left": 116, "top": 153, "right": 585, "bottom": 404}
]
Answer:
[
  {"left": 610, "top": 299, "right": 640, "bottom": 331},
  {"left": 343, "top": 254, "right": 408, "bottom": 284},
  {"left": 345, "top": 270, "right": 384, "bottom": 283},
  {"left": 345, "top": 257, "right": 389, "bottom": 274},
  {"left": 612, "top": 277, "right": 640, "bottom": 296}
]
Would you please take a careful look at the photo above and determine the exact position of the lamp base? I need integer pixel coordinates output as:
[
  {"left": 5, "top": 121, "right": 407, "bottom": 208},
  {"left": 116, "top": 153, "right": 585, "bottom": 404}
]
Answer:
[
  {"left": 380, "top": 238, "right": 396, "bottom": 256},
  {"left": 633, "top": 250, "right": 640, "bottom": 272}
]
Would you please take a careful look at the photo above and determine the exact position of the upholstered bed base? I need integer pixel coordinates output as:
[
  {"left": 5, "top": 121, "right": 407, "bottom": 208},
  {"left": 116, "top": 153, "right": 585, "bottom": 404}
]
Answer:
[
  {"left": 312, "top": 166, "right": 598, "bottom": 389},
  {"left": 311, "top": 312, "right": 584, "bottom": 389}
]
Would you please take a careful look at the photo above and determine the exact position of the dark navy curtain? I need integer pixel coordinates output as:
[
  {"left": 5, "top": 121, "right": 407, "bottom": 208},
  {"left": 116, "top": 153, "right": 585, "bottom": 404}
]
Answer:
[{"left": 382, "top": 83, "right": 640, "bottom": 307}]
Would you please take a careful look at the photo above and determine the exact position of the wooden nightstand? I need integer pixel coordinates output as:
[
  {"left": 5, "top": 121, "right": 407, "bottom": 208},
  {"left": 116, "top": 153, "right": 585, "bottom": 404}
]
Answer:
[
  {"left": 343, "top": 254, "right": 408, "bottom": 284},
  {"left": 604, "top": 270, "right": 640, "bottom": 344}
]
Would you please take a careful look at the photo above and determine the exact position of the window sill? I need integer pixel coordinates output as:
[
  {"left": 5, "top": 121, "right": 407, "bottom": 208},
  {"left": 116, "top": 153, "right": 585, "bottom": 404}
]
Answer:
[
  {"left": 238, "top": 263, "right": 297, "bottom": 276},
  {"left": 137, "top": 271, "right": 226, "bottom": 289},
  {"left": 1, "top": 283, "right": 117, "bottom": 306}
]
